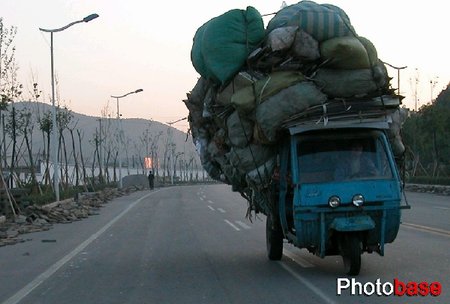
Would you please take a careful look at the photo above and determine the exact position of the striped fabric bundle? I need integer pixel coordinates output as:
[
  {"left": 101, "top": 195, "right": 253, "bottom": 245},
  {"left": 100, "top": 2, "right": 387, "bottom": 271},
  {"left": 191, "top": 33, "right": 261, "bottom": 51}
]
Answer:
[{"left": 266, "top": 0, "right": 356, "bottom": 42}]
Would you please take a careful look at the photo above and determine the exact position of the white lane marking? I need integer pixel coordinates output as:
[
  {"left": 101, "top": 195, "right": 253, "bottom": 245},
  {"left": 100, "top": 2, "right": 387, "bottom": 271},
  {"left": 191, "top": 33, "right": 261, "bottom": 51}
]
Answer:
[
  {"left": 433, "top": 206, "right": 450, "bottom": 210},
  {"left": 235, "top": 220, "right": 251, "bottom": 230},
  {"left": 283, "top": 249, "right": 315, "bottom": 268},
  {"left": 224, "top": 219, "right": 240, "bottom": 231},
  {"left": 207, "top": 205, "right": 215, "bottom": 211},
  {"left": 217, "top": 208, "right": 226, "bottom": 213},
  {"left": 3, "top": 190, "right": 163, "bottom": 304},
  {"left": 207, "top": 200, "right": 214, "bottom": 204},
  {"left": 402, "top": 222, "right": 450, "bottom": 237},
  {"left": 199, "top": 197, "right": 204, "bottom": 201},
  {"left": 279, "top": 263, "right": 338, "bottom": 304}
]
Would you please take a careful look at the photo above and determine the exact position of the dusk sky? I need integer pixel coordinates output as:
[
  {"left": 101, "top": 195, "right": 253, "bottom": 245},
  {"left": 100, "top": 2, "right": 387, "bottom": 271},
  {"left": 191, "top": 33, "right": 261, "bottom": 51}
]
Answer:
[{"left": 2, "top": 0, "right": 449, "bottom": 131}]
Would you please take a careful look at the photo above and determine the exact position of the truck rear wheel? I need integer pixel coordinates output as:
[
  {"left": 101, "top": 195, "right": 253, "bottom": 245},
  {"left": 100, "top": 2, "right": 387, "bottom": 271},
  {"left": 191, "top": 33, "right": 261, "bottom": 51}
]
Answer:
[{"left": 266, "top": 215, "right": 283, "bottom": 260}]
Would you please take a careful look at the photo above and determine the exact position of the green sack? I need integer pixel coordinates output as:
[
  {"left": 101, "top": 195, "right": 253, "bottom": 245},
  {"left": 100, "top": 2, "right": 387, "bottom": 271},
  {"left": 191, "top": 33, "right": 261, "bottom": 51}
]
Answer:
[
  {"left": 216, "top": 72, "right": 259, "bottom": 106},
  {"left": 191, "top": 7, "right": 265, "bottom": 85},
  {"left": 226, "top": 111, "right": 254, "bottom": 148},
  {"left": 191, "top": 26, "right": 210, "bottom": 80},
  {"left": 226, "top": 144, "right": 276, "bottom": 175},
  {"left": 255, "top": 82, "right": 327, "bottom": 143},
  {"left": 313, "top": 63, "right": 388, "bottom": 98},
  {"left": 358, "top": 36, "right": 379, "bottom": 67},
  {"left": 231, "top": 71, "right": 306, "bottom": 113},
  {"left": 320, "top": 36, "right": 378, "bottom": 69}
]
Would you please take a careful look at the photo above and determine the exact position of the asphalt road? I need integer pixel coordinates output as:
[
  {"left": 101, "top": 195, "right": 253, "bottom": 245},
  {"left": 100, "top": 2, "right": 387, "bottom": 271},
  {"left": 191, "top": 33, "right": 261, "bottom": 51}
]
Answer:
[{"left": 0, "top": 185, "right": 449, "bottom": 304}]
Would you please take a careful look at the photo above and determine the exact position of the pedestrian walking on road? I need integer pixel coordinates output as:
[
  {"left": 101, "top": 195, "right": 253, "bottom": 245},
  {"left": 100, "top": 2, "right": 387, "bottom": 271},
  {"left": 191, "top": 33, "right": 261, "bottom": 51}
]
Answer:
[{"left": 148, "top": 171, "right": 155, "bottom": 190}]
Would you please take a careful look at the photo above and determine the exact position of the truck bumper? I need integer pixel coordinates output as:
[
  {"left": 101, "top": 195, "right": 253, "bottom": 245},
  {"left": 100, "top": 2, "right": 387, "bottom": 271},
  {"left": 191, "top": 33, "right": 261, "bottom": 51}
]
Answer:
[{"left": 330, "top": 215, "right": 375, "bottom": 232}]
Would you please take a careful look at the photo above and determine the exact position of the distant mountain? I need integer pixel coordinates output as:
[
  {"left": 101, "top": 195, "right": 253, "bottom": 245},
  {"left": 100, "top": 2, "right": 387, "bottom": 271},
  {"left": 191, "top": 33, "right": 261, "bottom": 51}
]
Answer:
[{"left": 5, "top": 101, "right": 199, "bottom": 169}]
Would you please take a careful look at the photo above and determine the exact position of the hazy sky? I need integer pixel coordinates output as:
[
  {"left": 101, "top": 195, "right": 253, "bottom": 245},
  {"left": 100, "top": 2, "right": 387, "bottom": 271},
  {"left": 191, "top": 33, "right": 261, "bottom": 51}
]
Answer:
[{"left": 2, "top": 0, "right": 449, "bottom": 131}]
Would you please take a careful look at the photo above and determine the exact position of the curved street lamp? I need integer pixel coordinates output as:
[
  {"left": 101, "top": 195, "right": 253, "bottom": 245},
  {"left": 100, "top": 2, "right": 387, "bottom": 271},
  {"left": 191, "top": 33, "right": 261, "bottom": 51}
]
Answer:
[
  {"left": 39, "top": 13, "right": 99, "bottom": 202},
  {"left": 111, "top": 89, "right": 144, "bottom": 188}
]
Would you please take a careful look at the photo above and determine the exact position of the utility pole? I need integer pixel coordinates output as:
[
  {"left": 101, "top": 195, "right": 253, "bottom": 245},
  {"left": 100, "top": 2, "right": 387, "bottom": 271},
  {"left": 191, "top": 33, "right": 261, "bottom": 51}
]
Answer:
[
  {"left": 111, "top": 89, "right": 143, "bottom": 188},
  {"left": 97, "top": 118, "right": 103, "bottom": 183},
  {"left": 39, "top": 13, "right": 99, "bottom": 201}
]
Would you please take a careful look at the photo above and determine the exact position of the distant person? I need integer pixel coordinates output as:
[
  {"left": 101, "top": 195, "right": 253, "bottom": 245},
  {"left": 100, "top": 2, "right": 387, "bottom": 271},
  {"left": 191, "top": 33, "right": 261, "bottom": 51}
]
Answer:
[
  {"left": 148, "top": 171, "right": 155, "bottom": 189},
  {"left": 334, "top": 141, "right": 378, "bottom": 180}
]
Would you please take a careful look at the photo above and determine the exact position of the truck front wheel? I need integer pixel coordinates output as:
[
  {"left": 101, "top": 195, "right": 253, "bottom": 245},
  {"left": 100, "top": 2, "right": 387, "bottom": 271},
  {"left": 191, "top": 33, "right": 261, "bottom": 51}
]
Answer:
[
  {"left": 340, "top": 233, "right": 362, "bottom": 275},
  {"left": 266, "top": 214, "right": 283, "bottom": 260}
]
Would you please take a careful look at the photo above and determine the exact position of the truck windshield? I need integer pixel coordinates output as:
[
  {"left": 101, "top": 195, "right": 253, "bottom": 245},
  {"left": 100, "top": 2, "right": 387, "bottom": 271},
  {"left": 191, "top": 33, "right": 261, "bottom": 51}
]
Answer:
[{"left": 297, "top": 132, "right": 394, "bottom": 184}]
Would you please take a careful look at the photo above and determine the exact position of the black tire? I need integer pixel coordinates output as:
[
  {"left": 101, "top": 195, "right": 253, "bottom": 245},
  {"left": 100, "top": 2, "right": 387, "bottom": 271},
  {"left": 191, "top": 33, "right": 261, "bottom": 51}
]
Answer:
[
  {"left": 266, "top": 214, "right": 283, "bottom": 260},
  {"left": 340, "top": 234, "right": 362, "bottom": 276}
]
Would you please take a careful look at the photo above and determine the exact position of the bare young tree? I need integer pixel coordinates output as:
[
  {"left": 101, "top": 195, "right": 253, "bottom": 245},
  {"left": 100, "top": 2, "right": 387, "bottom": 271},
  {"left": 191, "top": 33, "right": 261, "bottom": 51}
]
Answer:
[
  {"left": 38, "top": 111, "right": 52, "bottom": 186},
  {"left": 56, "top": 106, "right": 73, "bottom": 191},
  {"left": 76, "top": 129, "right": 89, "bottom": 191},
  {"left": 0, "top": 18, "right": 18, "bottom": 191},
  {"left": 162, "top": 128, "right": 173, "bottom": 183},
  {"left": 151, "top": 131, "right": 163, "bottom": 178},
  {"left": 100, "top": 102, "right": 118, "bottom": 184},
  {"left": 0, "top": 22, "right": 22, "bottom": 187},
  {"left": 69, "top": 128, "right": 80, "bottom": 187}
]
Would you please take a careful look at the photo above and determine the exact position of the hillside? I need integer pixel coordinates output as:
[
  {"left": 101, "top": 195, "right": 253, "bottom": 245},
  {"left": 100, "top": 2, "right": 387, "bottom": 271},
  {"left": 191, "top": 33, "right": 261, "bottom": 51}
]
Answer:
[{"left": 5, "top": 101, "right": 199, "bottom": 169}]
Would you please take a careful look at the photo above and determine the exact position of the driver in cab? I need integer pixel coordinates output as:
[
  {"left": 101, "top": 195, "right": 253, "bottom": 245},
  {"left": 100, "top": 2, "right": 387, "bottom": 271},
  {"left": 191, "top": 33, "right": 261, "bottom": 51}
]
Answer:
[{"left": 334, "top": 141, "right": 378, "bottom": 180}]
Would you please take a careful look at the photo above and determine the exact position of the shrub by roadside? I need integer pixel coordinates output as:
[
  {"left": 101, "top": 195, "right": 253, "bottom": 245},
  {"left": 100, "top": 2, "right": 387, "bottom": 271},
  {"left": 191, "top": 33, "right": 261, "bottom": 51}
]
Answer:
[{"left": 406, "top": 176, "right": 450, "bottom": 186}]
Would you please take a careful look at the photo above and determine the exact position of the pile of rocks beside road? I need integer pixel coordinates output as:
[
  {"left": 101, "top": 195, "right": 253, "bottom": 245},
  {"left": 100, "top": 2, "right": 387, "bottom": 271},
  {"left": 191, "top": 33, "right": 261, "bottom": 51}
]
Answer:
[
  {"left": 0, "top": 186, "right": 140, "bottom": 247},
  {"left": 405, "top": 184, "right": 450, "bottom": 196}
]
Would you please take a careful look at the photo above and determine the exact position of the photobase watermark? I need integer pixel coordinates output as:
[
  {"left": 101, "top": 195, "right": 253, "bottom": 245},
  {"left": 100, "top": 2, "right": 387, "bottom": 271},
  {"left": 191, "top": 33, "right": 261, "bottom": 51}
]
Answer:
[{"left": 337, "top": 278, "right": 442, "bottom": 297}]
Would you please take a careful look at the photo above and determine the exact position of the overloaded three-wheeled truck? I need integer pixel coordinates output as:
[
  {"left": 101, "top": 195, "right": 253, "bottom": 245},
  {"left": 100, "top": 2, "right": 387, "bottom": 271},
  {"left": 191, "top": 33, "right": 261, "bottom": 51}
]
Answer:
[
  {"left": 265, "top": 99, "right": 410, "bottom": 275},
  {"left": 185, "top": 0, "right": 412, "bottom": 276}
]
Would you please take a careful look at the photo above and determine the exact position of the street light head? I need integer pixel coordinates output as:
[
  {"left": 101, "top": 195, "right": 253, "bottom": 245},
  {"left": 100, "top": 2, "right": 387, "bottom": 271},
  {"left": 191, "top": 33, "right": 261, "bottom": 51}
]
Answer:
[
  {"left": 83, "top": 14, "right": 99, "bottom": 23},
  {"left": 135, "top": 89, "right": 143, "bottom": 93}
]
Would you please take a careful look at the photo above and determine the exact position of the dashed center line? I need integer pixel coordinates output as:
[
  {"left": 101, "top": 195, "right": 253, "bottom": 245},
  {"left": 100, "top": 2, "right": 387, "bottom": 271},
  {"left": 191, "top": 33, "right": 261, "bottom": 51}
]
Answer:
[
  {"left": 207, "top": 205, "right": 215, "bottom": 211},
  {"left": 207, "top": 200, "right": 214, "bottom": 204},
  {"left": 199, "top": 197, "right": 204, "bottom": 201},
  {"left": 402, "top": 222, "right": 450, "bottom": 237},
  {"left": 433, "top": 206, "right": 450, "bottom": 210},
  {"left": 224, "top": 219, "right": 240, "bottom": 231},
  {"left": 235, "top": 220, "right": 251, "bottom": 230},
  {"left": 217, "top": 208, "right": 226, "bottom": 213}
]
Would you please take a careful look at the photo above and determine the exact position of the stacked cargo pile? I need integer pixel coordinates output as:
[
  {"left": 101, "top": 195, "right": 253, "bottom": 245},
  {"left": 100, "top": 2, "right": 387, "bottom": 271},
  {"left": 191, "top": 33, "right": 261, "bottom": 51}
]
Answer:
[{"left": 184, "top": 1, "right": 405, "bottom": 215}]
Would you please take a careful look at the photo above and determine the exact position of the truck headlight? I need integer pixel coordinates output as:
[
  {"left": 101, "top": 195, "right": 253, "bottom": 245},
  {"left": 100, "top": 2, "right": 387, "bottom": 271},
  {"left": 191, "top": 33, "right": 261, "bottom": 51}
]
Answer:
[
  {"left": 328, "top": 196, "right": 341, "bottom": 208},
  {"left": 352, "top": 194, "right": 364, "bottom": 207}
]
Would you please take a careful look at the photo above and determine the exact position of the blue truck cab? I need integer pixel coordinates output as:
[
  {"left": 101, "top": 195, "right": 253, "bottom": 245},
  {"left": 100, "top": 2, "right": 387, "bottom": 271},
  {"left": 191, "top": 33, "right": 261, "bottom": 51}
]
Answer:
[{"left": 267, "top": 102, "right": 410, "bottom": 275}]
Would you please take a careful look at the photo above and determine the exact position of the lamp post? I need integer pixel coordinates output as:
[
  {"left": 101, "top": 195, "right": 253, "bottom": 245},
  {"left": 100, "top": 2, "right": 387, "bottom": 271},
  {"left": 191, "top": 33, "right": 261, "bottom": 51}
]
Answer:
[
  {"left": 111, "top": 89, "right": 143, "bottom": 188},
  {"left": 39, "top": 13, "right": 99, "bottom": 202}
]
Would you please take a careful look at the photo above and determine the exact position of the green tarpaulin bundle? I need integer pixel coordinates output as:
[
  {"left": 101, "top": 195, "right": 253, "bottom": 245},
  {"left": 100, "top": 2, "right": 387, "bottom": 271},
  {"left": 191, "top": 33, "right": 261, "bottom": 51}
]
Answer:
[{"left": 191, "top": 6, "right": 265, "bottom": 85}]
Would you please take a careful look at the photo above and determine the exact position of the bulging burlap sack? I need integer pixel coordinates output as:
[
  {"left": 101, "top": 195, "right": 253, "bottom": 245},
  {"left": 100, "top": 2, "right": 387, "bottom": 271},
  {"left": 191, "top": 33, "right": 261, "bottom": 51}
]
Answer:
[{"left": 255, "top": 81, "right": 327, "bottom": 142}]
